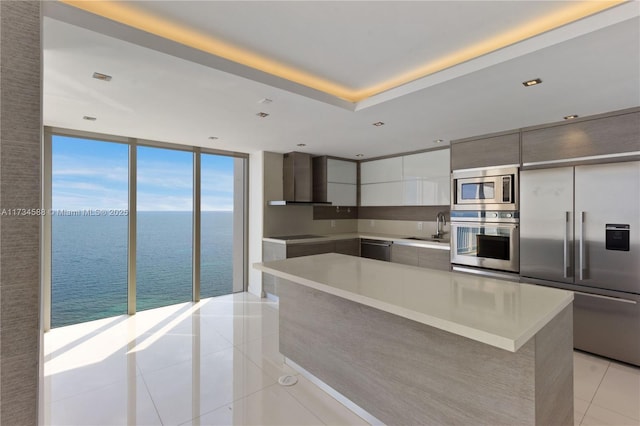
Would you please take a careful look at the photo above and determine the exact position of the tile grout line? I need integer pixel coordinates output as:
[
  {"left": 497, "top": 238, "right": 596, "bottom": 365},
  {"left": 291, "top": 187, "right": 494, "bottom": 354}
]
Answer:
[
  {"left": 579, "top": 361, "right": 611, "bottom": 426},
  {"left": 137, "top": 364, "right": 166, "bottom": 426},
  {"left": 178, "top": 369, "right": 281, "bottom": 425},
  {"left": 281, "top": 379, "right": 344, "bottom": 426},
  {"left": 585, "top": 362, "right": 640, "bottom": 424},
  {"left": 256, "top": 301, "right": 358, "bottom": 424},
  {"left": 589, "top": 362, "right": 611, "bottom": 404},
  {"left": 176, "top": 319, "right": 283, "bottom": 426}
]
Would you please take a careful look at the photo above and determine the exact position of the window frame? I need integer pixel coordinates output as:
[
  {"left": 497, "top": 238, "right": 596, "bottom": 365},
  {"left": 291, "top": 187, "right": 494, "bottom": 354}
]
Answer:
[{"left": 42, "top": 126, "right": 249, "bottom": 331}]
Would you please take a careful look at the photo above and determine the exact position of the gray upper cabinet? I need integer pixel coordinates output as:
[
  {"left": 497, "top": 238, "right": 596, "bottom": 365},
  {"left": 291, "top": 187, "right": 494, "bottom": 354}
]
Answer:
[
  {"left": 451, "top": 132, "right": 520, "bottom": 171},
  {"left": 522, "top": 110, "right": 640, "bottom": 165},
  {"left": 313, "top": 156, "right": 358, "bottom": 206}
]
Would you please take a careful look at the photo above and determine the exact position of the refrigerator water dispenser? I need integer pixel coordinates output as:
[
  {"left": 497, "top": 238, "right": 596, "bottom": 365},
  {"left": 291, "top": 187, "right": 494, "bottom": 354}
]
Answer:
[{"left": 605, "top": 224, "right": 630, "bottom": 251}]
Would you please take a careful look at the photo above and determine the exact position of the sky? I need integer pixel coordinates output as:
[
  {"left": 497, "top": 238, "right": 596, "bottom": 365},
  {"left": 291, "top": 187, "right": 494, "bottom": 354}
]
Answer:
[{"left": 52, "top": 135, "right": 235, "bottom": 211}]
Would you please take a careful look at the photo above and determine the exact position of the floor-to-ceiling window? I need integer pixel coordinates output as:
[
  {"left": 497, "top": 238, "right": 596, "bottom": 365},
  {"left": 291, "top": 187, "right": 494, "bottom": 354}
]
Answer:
[
  {"left": 200, "top": 153, "right": 235, "bottom": 298},
  {"left": 136, "top": 146, "right": 194, "bottom": 311},
  {"left": 50, "top": 135, "right": 129, "bottom": 327},
  {"left": 44, "top": 129, "right": 247, "bottom": 330}
]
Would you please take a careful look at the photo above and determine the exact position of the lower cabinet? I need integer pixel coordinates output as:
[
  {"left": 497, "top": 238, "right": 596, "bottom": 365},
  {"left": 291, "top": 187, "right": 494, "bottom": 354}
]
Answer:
[
  {"left": 286, "top": 241, "right": 335, "bottom": 258},
  {"left": 262, "top": 238, "right": 360, "bottom": 295},
  {"left": 391, "top": 244, "right": 418, "bottom": 266},
  {"left": 391, "top": 243, "right": 450, "bottom": 271},
  {"left": 334, "top": 238, "right": 360, "bottom": 256},
  {"left": 417, "top": 247, "right": 451, "bottom": 271}
]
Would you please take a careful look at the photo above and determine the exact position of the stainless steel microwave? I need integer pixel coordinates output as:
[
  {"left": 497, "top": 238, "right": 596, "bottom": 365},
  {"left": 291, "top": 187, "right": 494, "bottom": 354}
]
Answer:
[{"left": 452, "top": 166, "right": 519, "bottom": 211}]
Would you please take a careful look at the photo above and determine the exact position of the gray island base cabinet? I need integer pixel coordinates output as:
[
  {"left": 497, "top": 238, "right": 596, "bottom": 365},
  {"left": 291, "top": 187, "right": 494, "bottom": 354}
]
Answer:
[{"left": 256, "top": 254, "right": 574, "bottom": 426}]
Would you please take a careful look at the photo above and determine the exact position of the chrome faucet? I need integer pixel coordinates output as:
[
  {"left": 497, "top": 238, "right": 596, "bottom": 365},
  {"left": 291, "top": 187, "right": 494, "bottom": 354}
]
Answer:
[{"left": 434, "top": 211, "right": 447, "bottom": 239}]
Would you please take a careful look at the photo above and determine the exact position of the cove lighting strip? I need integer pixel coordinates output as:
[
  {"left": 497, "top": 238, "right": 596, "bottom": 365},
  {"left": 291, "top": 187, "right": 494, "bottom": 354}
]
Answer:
[{"left": 62, "top": 0, "right": 625, "bottom": 103}]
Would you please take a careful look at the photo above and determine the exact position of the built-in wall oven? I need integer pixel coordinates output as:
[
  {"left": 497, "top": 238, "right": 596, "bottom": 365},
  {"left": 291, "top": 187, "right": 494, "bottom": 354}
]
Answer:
[
  {"left": 451, "top": 166, "right": 520, "bottom": 276},
  {"left": 452, "top": 166, "right": 518, "bottom": 211},
  {"left": 450, "top": 211, "right": 520, "bottom": 273}
]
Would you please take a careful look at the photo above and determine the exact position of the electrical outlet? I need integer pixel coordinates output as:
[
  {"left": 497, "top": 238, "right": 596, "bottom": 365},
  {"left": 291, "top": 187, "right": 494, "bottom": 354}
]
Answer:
[
  {"left": 330, "top": 220, "right": 336, "bottom": 228},
  {"left": 417, "top": 222, "right": 423, "bottom": 231}
]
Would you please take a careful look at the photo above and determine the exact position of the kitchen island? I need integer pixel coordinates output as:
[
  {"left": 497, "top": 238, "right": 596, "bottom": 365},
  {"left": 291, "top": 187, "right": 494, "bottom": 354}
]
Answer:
[{"left": 254, "top": 253, "right": 574, "bottom": 425}]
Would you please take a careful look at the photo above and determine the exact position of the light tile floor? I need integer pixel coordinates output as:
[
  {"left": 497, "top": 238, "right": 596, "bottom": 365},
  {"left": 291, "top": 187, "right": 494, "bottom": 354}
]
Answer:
[{"left": 43, "top": 292, "right": 640, "bottom": 425}]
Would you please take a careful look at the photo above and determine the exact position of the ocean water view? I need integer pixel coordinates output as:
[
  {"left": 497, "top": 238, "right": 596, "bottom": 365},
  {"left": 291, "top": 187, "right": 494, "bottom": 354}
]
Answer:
[{"left": 52, "top": 211, "right": 233, "bottom": 328}]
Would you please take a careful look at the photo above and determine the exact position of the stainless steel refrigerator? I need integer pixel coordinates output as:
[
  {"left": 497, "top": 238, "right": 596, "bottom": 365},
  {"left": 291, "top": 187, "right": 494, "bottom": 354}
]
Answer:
[{"left": 520, "top": 161, "right": 640, "bottom": 366}]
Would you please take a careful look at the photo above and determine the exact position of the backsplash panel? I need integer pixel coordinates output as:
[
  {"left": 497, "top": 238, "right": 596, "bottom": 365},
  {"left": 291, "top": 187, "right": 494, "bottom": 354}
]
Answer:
[
  {"left": 358, "top": 206, "right": 449, "bottom": 221},
  {"left": 358, "top": 219, "right": 450, "bottom": 241},
  {"left": 313, "top": 205, "right": 358, "bottom": 220}
]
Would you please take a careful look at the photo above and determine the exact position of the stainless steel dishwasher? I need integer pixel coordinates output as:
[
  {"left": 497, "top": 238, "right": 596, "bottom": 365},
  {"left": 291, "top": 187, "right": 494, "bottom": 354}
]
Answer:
[{"left": 360, "top": 239, "right": 392, "bottom": 261}]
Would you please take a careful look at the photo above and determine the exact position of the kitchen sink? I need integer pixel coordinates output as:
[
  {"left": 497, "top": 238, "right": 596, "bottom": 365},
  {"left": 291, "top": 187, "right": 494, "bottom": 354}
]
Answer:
[{"left": 404, "top": 236, "right": 447, "bottom": 243}]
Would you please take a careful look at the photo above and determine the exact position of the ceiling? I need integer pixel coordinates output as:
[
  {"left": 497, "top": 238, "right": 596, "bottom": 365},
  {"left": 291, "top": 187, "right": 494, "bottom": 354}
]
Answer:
[{"left": 42, "top": 1, "right": 640, "bottom": 159}]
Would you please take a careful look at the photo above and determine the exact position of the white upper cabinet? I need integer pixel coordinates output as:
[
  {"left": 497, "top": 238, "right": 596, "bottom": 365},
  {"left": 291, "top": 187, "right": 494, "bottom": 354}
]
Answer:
[
  {"left": 403, "top": 150, "right": 449, "bottom": 179},
  {"left": 402, "top": 149, "right": 450, "bottom": 205},
  {"left": 361, "top": 182, "right": 404, "bottom": 206},
  {"left": 402, "top": 176, "right": 450, "bottom": 205},
  {"left": 327, "top": 183, "right": 357, "bottom": 206},
  {"left": 327, "top": 159, "right": 357, "bottom": 184},
  {"left": 361, "top": 157, "right": 403, "bottom": 184},
  {"left": 360, "top": 149, "right": 450, "bottom": 206}
]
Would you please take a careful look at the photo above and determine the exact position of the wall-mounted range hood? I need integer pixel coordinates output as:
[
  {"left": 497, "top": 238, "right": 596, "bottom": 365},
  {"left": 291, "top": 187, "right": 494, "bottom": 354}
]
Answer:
[{"left": 268, "top": 152, "right": 331, "bottom": 206}]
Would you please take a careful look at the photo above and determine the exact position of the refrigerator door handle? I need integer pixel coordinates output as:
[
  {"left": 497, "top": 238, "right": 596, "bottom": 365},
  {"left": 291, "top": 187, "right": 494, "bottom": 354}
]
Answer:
[
  {"left": 564, "top": 211, "right": 571, "bottom": 278},
  {"left": 579, "top": 211, "right": 585, "bottom": 281}
]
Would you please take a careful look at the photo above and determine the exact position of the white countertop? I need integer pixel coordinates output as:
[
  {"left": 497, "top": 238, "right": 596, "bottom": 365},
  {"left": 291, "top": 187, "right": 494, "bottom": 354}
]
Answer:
[
  {"left": 263, "top": 232, "right": 450, "bottom": 250},
  {"left": 254, "top": 253, "right": 573, "bottom": 352}
]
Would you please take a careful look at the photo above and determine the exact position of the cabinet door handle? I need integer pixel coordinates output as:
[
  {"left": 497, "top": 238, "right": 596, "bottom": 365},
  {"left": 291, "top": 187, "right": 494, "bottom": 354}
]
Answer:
[{"left": 564, "top": 211, "right": 571, "bottom": 278}]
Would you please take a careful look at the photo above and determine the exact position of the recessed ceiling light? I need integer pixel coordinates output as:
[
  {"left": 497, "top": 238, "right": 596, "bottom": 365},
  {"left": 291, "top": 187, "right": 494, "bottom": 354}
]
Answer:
[
  {"left": 83, "top": 116, "right": 97, "bottom": 121},
  {"left": 434, "top": 139, "right": 444, "bottom": 144},
  {"left": 296, "top": 143, "right": 306, "bottom": 147},
  {"left": 372, "top": 122, "right": 385, "bottom": 127},
  {"left": 256, "top": 112, "right": 269, "bottom": 118},
  {"left": 208, "top": 136, "right": 219, "bottom": 140},
  {"left": 355, "top": 154, "right": 364, "bottom": 158},
  {"left": 564, "top": 114, "right": 579, "bottom": 120},
  {"left": 258, "top": 98, "right": 273, "bottom": 104},
  {"left": 92, "top": 72, "right": 112, "bottom": 81},
  {"left": 522, "top": 78, "right": 542, "bottom": 87}
]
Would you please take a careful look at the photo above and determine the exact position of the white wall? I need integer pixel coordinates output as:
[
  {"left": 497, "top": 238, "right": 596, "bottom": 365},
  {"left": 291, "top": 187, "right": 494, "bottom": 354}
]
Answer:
[{"left": 247, "top": 151, "right": 264, "bottom": 297}]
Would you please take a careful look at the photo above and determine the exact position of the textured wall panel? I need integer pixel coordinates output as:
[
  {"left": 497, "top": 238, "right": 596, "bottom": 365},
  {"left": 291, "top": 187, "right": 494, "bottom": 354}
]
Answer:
[{"left": 0, "top": 1, "right": 42, "bottom": 425}]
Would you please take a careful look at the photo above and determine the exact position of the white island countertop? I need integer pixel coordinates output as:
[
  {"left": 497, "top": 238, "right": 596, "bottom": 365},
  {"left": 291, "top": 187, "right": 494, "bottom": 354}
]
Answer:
[{"left": 254, "top": 253, "right": 573, "bottom": 352}]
